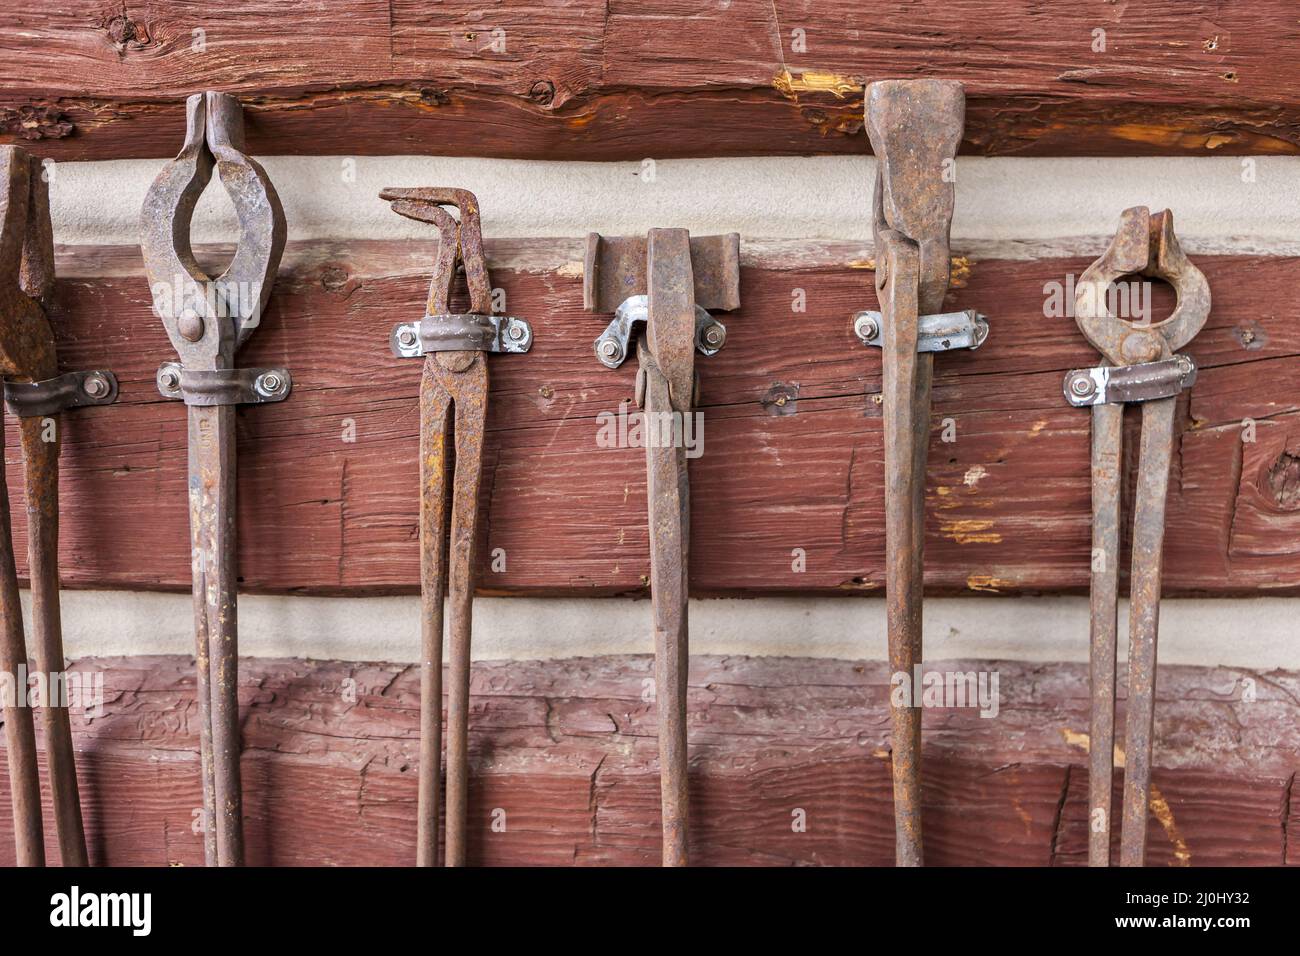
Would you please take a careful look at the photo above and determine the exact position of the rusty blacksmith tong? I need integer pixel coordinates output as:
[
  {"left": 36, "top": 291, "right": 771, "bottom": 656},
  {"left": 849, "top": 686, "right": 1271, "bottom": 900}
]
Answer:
[
  {"left": 141, "top": 92, "right": 289, "bottom": 866},
  {"left": 1063, "top": 207, "right": 1209, "bottom": 867},
  {"left": 857, "top": 80, "right": 987, "bottom": 867},
  {"left": 585, "top": 229, "right": 740, "bottom": 866},
  {"left": 0, "top": 146, "right": 117, "bottom": 866},
  {"left": 380, "top": 187, "right": 532, "bottom": 867}
]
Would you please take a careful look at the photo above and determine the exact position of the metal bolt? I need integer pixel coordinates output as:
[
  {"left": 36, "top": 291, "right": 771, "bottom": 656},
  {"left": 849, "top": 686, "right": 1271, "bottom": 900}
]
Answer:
[
  {"left": 855, "top": 314, "right": 880, "bottom": 342},
  {"left": 178, "top": 312, "right": 204, "bottom": 342},
  {"left": 159, "top": 369, "right": 181, "bottom": 392},
  {"left": 702, "top": 323, "right": 726, "bottom": 349},
  {"left": 1176, "top": 355, "right": 1194, "bottom": 376},
  {"left": 398, "top": 328, "right": 418, "bottom": 348},
  {"left": 1070, "top": 375, "right": 1094, "bottom": 397},
  {"left": 82, "top": 374, "right": 108, "bottom": 398},
  {"left": 598, "top": 339, "right": 621, "bottom": 360},
  {"left": 260, "top": 372, "right": 283, "bottom": 394},
  {"left": 508, "top": 323, "right": 525, "bottom": 341}
]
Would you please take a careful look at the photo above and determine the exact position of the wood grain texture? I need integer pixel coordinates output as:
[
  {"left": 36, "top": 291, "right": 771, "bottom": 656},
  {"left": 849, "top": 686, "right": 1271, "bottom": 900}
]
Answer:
[
  {"left": 0, "top": 654, "right": 1293, "bottom": 866},
  {"left": 7, "top": 239, "right": 1298, "bottom": 596},
  {"left": 1, "top": 2, "right": 1296, "bottom": 160}
]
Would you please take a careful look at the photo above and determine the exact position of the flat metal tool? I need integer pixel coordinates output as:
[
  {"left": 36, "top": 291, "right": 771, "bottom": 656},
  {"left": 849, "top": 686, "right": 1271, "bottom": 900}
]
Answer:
[
  {"left": 141, "top": 91, "right": 288, "bottom": 867},
  {"left": 585, "top": 229, "right": 740, "bottom": 866},
  {"left": 381, "top": 187, "right": 532, "bottom": 867},
  {"left": 0, "top": 146, "right": 117, "bottom": 867},
  {"left": 861, "top": 79, "right": 984, "bottom": 867},
  {"left": 1065, "top": 206, "right": 1209, "bottom": 867}
]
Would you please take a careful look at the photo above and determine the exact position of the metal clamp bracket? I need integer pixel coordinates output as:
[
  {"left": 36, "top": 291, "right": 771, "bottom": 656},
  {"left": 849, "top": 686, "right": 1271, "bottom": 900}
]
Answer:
[
  {"left": 1063, "top": 354, "right": 1196, "bottom": 407},
  {"left": 3, "top": 370, "right": 118, "bottom": 418},
  {"left": 594, "top": 295, "right": 726, "bottom": 368},
  {"left": 390, "top": 312, "right": 532, "bottom": 359},
  {"left": 156, "top": 362, "right": 292, "bottom": 406},
  {"left": 853, "top": 308, "right": 988, "bottom": 353}
]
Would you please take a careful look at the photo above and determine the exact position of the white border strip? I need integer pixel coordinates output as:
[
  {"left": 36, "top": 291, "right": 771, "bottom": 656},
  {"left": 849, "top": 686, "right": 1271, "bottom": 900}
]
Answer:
[{"left": 27, "top": 590, "right": 1298, "bottom": 670}]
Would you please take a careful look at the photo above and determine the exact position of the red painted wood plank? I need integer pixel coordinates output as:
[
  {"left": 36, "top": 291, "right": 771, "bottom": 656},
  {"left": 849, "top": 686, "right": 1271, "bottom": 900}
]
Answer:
[
  {"left": 0, "top": 655, "right": 1292, "bottom": 866},
  {"left": 1, "top": 2, "right": 1297, "bottom": 160},
  {"left": 6, "top": 241, "right": 1299, "bottom": 595}
]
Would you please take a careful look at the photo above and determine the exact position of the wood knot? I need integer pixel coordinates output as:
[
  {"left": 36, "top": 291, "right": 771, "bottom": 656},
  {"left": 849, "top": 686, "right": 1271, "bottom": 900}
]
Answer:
[
  {"left": 1266, "top": 450, "right": 1300, "bottom": 511},
  {"left": 104, "top": 13, "right": 149, "bottom": 51},
  {"left": 528, "top": 80, "right": 556, "bottom": 107}
]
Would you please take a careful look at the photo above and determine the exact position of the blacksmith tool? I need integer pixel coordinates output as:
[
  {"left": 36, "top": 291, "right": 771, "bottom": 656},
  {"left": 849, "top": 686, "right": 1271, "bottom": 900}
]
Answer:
[
  {"left": 0, "top": 146, "right": 117, "bottom": 866},
  {"left": 585, "top": 229, "right": 740, "bottom": 866},
  {"left": 1063, "top": 207, "right": 1209, "bottom": 867},
  {"left": 141, "top": 92, "right": 289, "bottom": 867},
  {"left": 380, "top": 187, "right": 532, "bottom": 867},
  {"left": 856, "top": 80, "right": 987, "bottom": 867}
]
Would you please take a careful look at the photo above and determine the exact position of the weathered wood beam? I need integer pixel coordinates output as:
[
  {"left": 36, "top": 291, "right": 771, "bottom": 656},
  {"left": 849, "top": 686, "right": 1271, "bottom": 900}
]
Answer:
[
  {"left": 0, "top": 655, "right": 1292, "bottom": 866},
  {"left": 1, "top": 2, "right": 1296, "bottom": 160},
  {"left": 8, "top": 239, "right": 1297, "bottom": 596}
]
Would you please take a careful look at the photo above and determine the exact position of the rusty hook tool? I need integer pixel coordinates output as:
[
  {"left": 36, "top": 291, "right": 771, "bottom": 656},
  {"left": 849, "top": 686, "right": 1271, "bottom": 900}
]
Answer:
[
  {"left": 381, "top": 187, "right": 532, "bottom": 867},
  {"left": 859, "top": 80, "right": 986, "bottom": 867},
  {"left": 585, "top": 229, "right": 739, "bottom": 866},
  {"left": 0, "top": 146, "right": 117, "bottom": 866},
  {"left": 141, "top": 92, "right": 289, "bottom": 867},
  {"left": 1063, "top": 207, "right": 1209, "bottom": 867}
]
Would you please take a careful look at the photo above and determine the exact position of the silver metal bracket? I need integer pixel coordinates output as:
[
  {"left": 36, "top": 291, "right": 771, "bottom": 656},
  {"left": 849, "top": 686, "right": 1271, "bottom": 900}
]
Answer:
[
  {"left": 390, "top": 313, "right": 533, "bottom": 359},
  {"left": 594, "top": 294, "right": 727, "bottom": 369},
  {"left": 3, "top": 370, "right": 119, "bottom": 418},
  {"left": 156, "top": 362, "right": 293, "bottom": 406},
  {"left": 853, "top": 308, "right": 989, "bottom": 352},
  {"left": 1063, "top": 355, "right": 1196, "bottom": 407}
]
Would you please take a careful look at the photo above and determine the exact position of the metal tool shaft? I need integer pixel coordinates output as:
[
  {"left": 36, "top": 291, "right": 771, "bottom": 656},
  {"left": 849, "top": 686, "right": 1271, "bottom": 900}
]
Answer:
[
  {"left": 20, "top": 414, "right": 88, "bottom": 866},
  {"left": 879, "top": 238, "right": 929, "bottom": 867},
  {"left": 0, "top": 425, "right": 43, "bottom": 866},
  {"left": 1119, "top": 396, "right": 1175, "bottom": 866},
  {"left": 1086, "top": 401, "right": 1122, "bottom": 866},
  {"left": 188, "top": 403, "right": 242, "bottom": 866}
]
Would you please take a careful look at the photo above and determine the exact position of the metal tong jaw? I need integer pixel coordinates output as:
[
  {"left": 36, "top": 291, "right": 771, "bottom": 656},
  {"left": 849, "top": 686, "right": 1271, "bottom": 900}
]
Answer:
[
  {"left": 0, "top": 146, "right": 117, "bottom": 867},
  {"left": 380, "top": 187, "right": 531, "bottom": 868},
  {"left": 584, "top": 229, "right": 740, "bottom": 867},
  {"left": 1067, "top": 207, "right": 1209, "bottom": 868},
  {"left": 142, "top": 91, "right": 290, "bottom": 403},
  {"left": 862, "top": 79, "right": 973, "bottom": 868},
  {"left": 139, "top": 92, "right": 287, "bottom": 867}
]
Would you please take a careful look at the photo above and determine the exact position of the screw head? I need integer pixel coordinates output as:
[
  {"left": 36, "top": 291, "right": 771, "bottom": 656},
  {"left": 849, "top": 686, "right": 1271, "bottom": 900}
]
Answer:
[
  {"left": 598, "top": 339, "right": 621, "bottom": 360},
  {"left": 259, "top": 372, "right": 284, "bottom": 394},
  {"left": 508, "top": 323, "right": 525, "bottom": 341},
  {"left": 82, "top": 374, "right": 108, "bottom": 398},
  {"left": 702, "top": 323, "right": 726, "bottom": 349},
  {"left": 855, "top": 315, "right": 880, "bottom": 342},
  {"left": 158, "top": 368, "right": 181, "bottom": 392},
  {"left": 397, "top": 328, "right": 418, "bottom": 348},
  {"left": 1069, "top": 375, "right": 1095, "bottom": 397}
]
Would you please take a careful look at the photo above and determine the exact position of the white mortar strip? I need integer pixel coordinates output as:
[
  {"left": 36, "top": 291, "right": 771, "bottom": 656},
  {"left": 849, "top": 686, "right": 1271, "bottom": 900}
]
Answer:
[
  {"left": 22, "top": 590, "right": 1296, "bottom": 670},
  {"left": 51, "top": 155, "right": 1300, "bottom": 254}
]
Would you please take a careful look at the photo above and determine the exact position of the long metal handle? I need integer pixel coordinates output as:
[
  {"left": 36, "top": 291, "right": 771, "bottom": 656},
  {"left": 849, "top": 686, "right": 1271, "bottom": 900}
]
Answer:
[
  {"left": 188, "top": 403, "right": 242, "bottom": 866},
  {"left": 20, "top": 415, "right": 87, "bottom": 866},
  {"left": 416, "top": 373, "right": 451, "bottom": 867},
  {"left": 443, "top": 359, "right": 487, "bottom": 868},
  {"left": 880, "top": 237, "right": 928, "bottom": 867},
  {"left": 1119, "top": 395, "right": 1176, "bottom": 866},
  {"left": 640, "top": 350, "right": 691, "bottom": 867},
  {"left": 1087, "top": 401, "right": 1123, "bottom": 866},
  {"left": 0, "top": 424, "right": 43, "bottom": 866}
]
